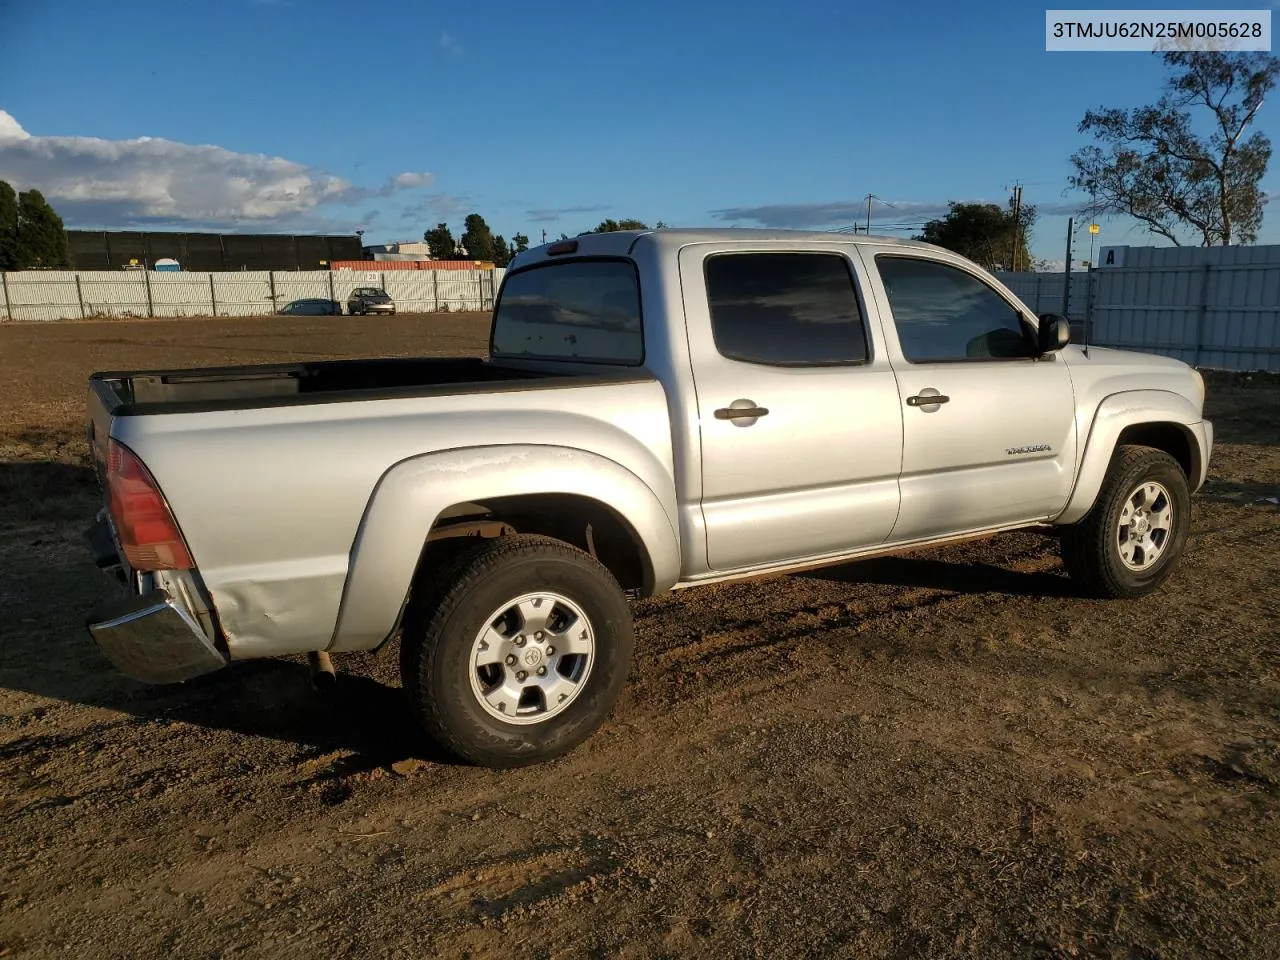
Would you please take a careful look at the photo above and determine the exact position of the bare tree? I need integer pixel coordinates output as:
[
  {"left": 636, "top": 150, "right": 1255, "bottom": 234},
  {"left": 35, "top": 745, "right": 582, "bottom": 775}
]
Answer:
[{"left": 1068, "top": 51, "right": 1279, "bottom": 246}]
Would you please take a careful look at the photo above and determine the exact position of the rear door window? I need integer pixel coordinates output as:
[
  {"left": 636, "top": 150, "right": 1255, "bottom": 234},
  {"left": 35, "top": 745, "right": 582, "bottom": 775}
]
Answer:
[{"left": 703, "top": 252, "right": 869, "bottom": 365}]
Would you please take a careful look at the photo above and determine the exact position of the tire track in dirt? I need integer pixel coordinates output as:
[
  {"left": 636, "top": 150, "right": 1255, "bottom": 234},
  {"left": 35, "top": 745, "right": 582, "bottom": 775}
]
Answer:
[
  {"left": 416, "top": 843, "right": 618, "bottom": 916},
  {"left": 640, "top": 543, "right": 1065, "bottom": 674}
]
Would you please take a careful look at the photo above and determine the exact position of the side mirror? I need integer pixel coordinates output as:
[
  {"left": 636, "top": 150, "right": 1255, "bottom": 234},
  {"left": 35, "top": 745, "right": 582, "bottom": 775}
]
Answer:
[{"left": 1037, "top": 313, "right": 1070, "bottom": 354}]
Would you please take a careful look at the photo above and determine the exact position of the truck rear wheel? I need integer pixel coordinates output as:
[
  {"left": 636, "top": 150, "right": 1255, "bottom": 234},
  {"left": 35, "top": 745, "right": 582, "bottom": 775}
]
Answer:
[
  {"left": 1059, "top": 445, "right": 1191, "bottom": 599},
  {"left": 400, "top": 534, "right": 634, "bottom": 768}
]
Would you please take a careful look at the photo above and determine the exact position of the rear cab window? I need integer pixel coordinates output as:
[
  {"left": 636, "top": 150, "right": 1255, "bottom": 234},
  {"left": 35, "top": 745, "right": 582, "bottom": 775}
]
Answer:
[{"left": 490, "top": 259, "right": 643, "bottom": 364}]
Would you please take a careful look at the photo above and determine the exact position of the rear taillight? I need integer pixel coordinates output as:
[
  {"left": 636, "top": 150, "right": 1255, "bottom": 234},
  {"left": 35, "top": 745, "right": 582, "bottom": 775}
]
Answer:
[{"left": 106, "top": 439, "right": 194, "bottom": 571}]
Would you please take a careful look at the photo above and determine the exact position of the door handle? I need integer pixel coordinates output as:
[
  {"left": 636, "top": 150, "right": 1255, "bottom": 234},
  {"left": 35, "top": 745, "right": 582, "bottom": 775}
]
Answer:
[
  {"left": 906, "top": 393, "right": 950, "bottom": 407},
  {"left": 714, "top": 404, "right": 770, "bottom": 420}
]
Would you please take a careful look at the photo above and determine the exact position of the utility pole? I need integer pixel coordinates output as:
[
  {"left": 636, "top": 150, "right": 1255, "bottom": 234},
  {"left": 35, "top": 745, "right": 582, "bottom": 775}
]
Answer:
[
  {"left": 860, "top": 194, "right": 896, "bottom": 237},
  {"left": 1009, "top": 183, "right": 1023, "bottom": 272},
  {"left": 1063, "top": 217, "right": 1074, "bottom": 320}
]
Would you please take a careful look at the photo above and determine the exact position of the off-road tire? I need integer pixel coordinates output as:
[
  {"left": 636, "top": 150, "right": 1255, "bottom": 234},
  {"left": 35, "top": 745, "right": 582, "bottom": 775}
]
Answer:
[
  {"left": 400, "top": 534, "right": 634, "bottom": 768},
  {"left": 1060, "top": 445, "right": 1191, "bottom": 599}
]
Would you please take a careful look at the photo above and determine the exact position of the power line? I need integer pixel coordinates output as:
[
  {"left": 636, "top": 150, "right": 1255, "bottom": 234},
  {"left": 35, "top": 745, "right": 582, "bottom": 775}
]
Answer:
[
  {"left": 828, "top": 221, "right": 930, "bottom": 235},
  {"left": 1010, "top": 181, "right": 1023, "bottom": 272},
  {"left": 864, "top": 193, "right": 899, "bottom": 233}
]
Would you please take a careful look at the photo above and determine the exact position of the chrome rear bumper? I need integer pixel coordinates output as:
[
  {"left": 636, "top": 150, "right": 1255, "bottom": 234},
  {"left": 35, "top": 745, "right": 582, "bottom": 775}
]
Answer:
[
  {"left": 83, "top": 511, "right": 228, "bottom": 684},
  {"left": 86, "top": 590, "right": 229, "bottom": 684}
]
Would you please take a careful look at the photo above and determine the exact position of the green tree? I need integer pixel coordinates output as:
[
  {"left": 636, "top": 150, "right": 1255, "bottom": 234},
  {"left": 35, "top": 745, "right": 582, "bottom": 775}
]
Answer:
[
  {"left": 490, "top": 234, "right": 513, "bottom": 267},
  {"left": 512, "top": 232, "right": 530, "bottom": 254},
  {"left": 461, "top": 213, "right": 497, "bottom": 261},
  {"left": 16, "top": 189, "right": 70, "bottom": 269},
  {"left": 424, "top": 222, "right": 457, "bottom": 259},
  {"left": 1068, "top": 51, "right": 1279, "bottom": 246},
  {"left": 0, "top": 180, "right": 18, "bottom": 271},
  {"left": 581, "top": 218, "right": 649, "bottom": 235},
  {"left": 915, "top": 200, "right": 1036, "bottom": 271}
]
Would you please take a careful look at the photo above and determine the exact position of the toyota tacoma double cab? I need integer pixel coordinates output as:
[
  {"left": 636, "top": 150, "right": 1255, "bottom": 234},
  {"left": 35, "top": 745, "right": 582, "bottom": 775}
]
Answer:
[{"left": 83, "top": 228, "right": 1213, "bottom": 767}]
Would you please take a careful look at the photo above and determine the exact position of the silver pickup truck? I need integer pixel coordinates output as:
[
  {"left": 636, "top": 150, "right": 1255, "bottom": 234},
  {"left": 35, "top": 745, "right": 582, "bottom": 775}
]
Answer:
[{"left": 84, "top": 228, "right": 1213, "bottom": 767}]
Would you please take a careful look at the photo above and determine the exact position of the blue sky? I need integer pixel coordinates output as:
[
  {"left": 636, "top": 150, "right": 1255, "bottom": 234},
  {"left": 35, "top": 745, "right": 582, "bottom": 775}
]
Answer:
[{"left": 1, "top": 0, "right": 1278, "bottom": 263}]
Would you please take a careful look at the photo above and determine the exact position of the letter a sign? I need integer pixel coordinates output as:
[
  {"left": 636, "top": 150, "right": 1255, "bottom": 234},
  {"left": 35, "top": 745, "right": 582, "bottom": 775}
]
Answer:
[{"left": 1099, "top": 246, "right": 1126, "bottom": 268}]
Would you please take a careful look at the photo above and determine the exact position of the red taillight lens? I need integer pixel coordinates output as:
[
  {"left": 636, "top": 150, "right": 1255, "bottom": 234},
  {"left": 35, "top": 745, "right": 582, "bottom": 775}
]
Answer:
[{"left": 106, "top": 439, "right": 194, "bottom": 571}]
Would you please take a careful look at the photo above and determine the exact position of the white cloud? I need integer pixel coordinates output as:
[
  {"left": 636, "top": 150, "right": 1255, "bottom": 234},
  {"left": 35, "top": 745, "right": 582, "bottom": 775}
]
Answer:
[
  {"left": 392, "top": 172, "right": 433, "bottom": 189},
  {"left": 526, "top": 204, "right": 609, "bottom": 223},
  {"left": 711, "top": 198, "right": 1085, "bottom": 229},
  {"left": 440, "top": 31, "right": 463, "bottom": 55},
  {"left": 0, "top": 109, "right": 437, "bottom": 229},
  {"left": 0, "top": 111, "right": 28, "bottom": 142},
  {"left": 712, "top": 200, "right": 888, "bottom": 228},
  {"left": 401, "top": 192, "right": 472, "bottom": 224}
]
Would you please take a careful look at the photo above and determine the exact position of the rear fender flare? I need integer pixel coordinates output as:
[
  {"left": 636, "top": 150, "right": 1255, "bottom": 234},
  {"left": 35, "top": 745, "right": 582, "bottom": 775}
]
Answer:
[{"left": 328, "top": 444, "right": 680, "bottom": 652}]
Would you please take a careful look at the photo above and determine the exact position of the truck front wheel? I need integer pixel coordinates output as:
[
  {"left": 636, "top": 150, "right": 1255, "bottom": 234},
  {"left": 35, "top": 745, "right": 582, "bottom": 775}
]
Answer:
[
  {"left": 1059, "top": 445, "right": 1191, "bottom": 599},
  {"left": 400, "top": 534, "right": 634, "bottom": 768}
]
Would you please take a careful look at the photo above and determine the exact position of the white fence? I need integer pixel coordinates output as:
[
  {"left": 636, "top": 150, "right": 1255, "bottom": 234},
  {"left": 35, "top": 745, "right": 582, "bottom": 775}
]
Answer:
[
  {"left": 0, "top": 268, "right": 506, "bottom": 322},
  {"left": 994, "top": 242, "right": 1280, "bottom": 372},
  {"left": 993, "top": 271, "right": 1093, "bottom": 325}
]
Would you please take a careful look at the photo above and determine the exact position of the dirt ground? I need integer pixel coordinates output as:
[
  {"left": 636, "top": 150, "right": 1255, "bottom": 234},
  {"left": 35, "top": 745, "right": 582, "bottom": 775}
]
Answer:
[{"left": 1, "top": 313, "right": 1277, "bottom": 959}]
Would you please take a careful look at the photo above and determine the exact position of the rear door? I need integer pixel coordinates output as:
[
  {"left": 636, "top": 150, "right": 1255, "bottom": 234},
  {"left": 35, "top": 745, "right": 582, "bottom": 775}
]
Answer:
[
  {"left": 858, "top": 248, "right": 1078, "bottom": 541},
  {"left": 678, "top": 243, "right": 904, "bottom": 571}
]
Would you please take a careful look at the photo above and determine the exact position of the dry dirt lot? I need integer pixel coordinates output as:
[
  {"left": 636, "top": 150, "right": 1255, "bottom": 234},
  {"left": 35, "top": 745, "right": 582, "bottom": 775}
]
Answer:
[{"left": 1, "top": 313, "right": 1278, "bottom": 959}]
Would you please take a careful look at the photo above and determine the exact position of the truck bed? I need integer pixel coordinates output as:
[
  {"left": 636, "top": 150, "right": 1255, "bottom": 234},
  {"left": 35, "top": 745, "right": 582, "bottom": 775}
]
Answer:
[
  {"left": 88, "top": 356, "right": 571, "bottom": 416},
  {"left": 85, "top": 353, "right": 674, "bottom": 661}
]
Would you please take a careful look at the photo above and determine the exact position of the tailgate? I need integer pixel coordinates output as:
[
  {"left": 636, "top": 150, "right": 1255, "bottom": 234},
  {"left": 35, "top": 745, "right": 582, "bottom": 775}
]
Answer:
[
  {"left": 86, "top": 375, "right": 124, "bottom": 488},
  {"left": 84, "top": 376, "right": 124, "bottom": 573}
]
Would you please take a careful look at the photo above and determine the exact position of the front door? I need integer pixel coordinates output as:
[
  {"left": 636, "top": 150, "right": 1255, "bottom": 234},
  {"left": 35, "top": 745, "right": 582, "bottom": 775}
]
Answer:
[
  {"left": 679, "top": 244, "right": 904, "bottom": 571},
  {"left": 858, "top": 249, "right": 1078, "bottom": 542}
]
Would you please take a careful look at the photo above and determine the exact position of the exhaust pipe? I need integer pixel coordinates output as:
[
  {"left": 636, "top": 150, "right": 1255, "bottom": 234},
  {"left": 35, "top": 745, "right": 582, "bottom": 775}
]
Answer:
[{"left": 308, "top": 650, "right": 337, "bottom": 691}]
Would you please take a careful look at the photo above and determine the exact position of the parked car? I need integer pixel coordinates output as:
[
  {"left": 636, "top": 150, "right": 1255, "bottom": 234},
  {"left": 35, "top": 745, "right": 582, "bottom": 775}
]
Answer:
[
  {"left": 83, "top": 228, "right": 1212, "bottom": 768},
  {"left": 278, "top": 298, "right": 343, "bottom": 316},
  {"left": 347, "top": 287, "right": 395, "bottom": 315}
]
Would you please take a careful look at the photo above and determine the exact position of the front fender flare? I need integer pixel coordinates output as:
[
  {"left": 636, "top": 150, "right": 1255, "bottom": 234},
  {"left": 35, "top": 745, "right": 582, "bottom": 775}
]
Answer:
[
  {"left": 327, "top": 444, "right": 681, "bottom": 652},
  {"left": 1055, "top": 389, "right": 1209, "bottom": 526}
]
